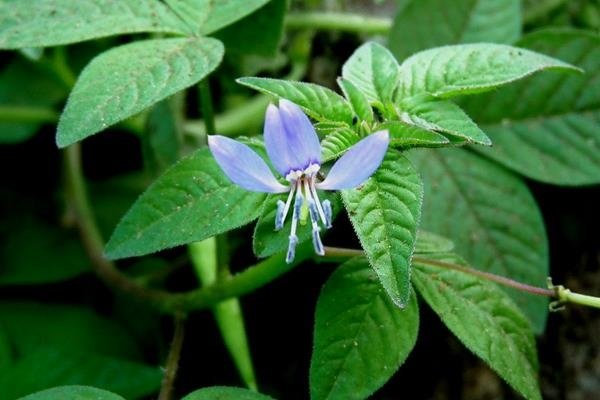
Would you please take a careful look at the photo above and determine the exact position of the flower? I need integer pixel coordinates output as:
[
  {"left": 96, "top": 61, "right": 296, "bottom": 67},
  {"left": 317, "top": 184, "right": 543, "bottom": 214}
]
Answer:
[{"left": 208, "top": 99, "right": 389, "bottom": 263}]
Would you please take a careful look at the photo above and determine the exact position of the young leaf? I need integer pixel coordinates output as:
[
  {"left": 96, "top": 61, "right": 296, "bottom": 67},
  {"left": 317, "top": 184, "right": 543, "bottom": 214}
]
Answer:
[
  {"left": 320, "top": 128, "right": 361, "bottom": 163},
  {"left": 396, "top": 43, "right": 580, "bottom": 99},
  {"left": 413, "top": 253, "right": 541, "bottom": 400},
  {"left": 408, "top": 149, "right": 549, "bottom": 332},
  {"left": 336, "top": 77, "right": 374, "bottom": 122},
  {"left": 398, "top": 95, "right": 491, "bottom": 145},
  {"left": 390, "top": 0, "right": 522, "bottom": 60},
  {"left": 342, "top": 42, "right": 400, "bottom": 104},
  {"left": 253, "top": 192, "right": 340, "bottom": 258},
  {"left": 0, "top": 349, "right": 161, "bottom": 400},
  {"left": 236, "top": 77, "right": 354, "bottom": 124},
  {"left": 311, "top": 258, "right": 419, "bottom": 400},
  {"left": 182, "top": 386, "right": 274, "bottom": 400},
  {"left": 0, "top": 0, "right": 187, "bottom": 49},
  {"left": 57, "top": 37, "right": 224, "bottom": 148},
  {"left": 20, "top": 386, "right": 126, "bottom": 400},
  {"left": 105, "top": 148, "right": 267, "bottom": 260},
  {"left": 342, "top": 150, "right": 423, "bottom": 307},
  {"left": 464, "top": 29, "right": 600, "bottom": 185},
  {"left": 379, "top": 121, "right": 450, "bottom": 148}
]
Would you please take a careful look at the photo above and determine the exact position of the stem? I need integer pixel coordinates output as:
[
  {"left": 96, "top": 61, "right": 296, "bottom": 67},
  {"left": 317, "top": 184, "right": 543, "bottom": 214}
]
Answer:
[
  {"left": 0, "top": 106, "right": 58, "bottom": 123},
  {"left": 412, "top": 256, "right": 556, "bottom": 297},
  {"left": 323, "top": 246, "right": 555, "bottom": 297},
  {"left": 285, "top": 12, "right": 392, "bottom": 35},
  {"left": 184, "top": 61, "right": 306, "bottom": 139},
  {"left": 199, "top": 81, "right": 216, "bottom": 135},
  {"left": 158, "top": 313, "right": 186, "bottom": 400},
  {"left": 64, "top": 143, "right": 311, "bottom": 313}
]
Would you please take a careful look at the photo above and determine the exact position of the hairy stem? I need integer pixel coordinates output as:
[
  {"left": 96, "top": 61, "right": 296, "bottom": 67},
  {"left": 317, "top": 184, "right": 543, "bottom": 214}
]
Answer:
[
  {"left": 285, "top": 12, "right": 392, "bottom": 35},
  {"left": 64, "top": 144, "right": 311, "bottom": 313},
  {"left": 158, "top": 313, "right": 186, "bottom": 400},
  {"left": 322, "top": 246, "right": 556, "bottom": 297}
]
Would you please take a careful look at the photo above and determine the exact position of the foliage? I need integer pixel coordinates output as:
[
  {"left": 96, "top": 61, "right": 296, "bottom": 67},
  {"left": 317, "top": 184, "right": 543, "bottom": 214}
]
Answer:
[{"left": 0, "top": 0, "right": 598, "bottom": 399}]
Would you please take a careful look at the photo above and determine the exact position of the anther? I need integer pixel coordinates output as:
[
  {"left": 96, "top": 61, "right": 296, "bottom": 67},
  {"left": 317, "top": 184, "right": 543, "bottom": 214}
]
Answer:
[
  {"left": 275, "top": 200, "right": 285, "bottom": 230},
  {"left": 322, "top": 199, "right": 332, "bottom": 228}
]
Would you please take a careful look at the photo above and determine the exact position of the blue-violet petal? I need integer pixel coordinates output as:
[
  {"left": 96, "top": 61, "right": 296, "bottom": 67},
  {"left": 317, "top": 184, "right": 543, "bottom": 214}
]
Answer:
[
  {"left": 208, "top": 135, "right": 288, "bottom": 193},
  {"left": 316, "top": 130, "right": 389, "bottom": 190},
  {"left": 265, "top": 99, "right": 321, "bottom": 175}
]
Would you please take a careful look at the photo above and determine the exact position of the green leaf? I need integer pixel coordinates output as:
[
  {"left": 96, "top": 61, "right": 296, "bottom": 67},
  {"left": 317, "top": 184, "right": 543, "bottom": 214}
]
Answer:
[
  {"left": 320, "top": 128, "right": 361, "bottom": 163},
  {"left": 342, "top": 150, "right": 423, "bottom": 307},
  {"left": 0, "top": 218, "right": 89, "bottom": 285},
  {"left": 310, "top": 258, "right": 419, "bottom": 400},
  {"left": 336, "top": 78, "right": 374, "bottom": 122},
  {"left": 20, "top": 385, "right": 126, "bottom": 400},
  {"left": 142, "top": 98, "right": 183, "bottom": 177},
  {"left": 464, "top": 29, "right": 600, "bottom": 185},
  {"left": 408, "top": 149, "right": 549, "bottom": 332},
  {"left": 0, "top": 302, "right": 141, "bottom": 360},
  {"left": 398, "top": 95, "right": 491, "bottom": 145},
  {"left": 105, "top": 148, "right": 267, "bottom": 259},
  {"left": 216, "top": 0, "right": 287, "bottom": 57},
  {"left": 0, "top": 329, "right": 11, "bottom": 370},
  {"left": 342, "top": 42, "right": 400, "bottom": 104},
  {"left": 0, "top": 0, "right": 187, "bottom": 49},
  {"left": 252, "top": 192, "right": 340, "bottom": 258},
  {"left": 0, "top": 349, "right": 161, "bottom": 400},
  {"left": 237, "top": 77, "right": 354, "bottom": 124},
  {"left": 0, "top": 58, "right": 65, "bottom": 143},
  {"left": 396, "top": 43, "right": 580, "bottom": 99},
  {"left": 414, "top": 230, "right": 454, "bottom": 254},
  {"left": 57, "top": 37, "right": 224, "bottom": 148},
  {"left": 379, "top": 121, "right": 450, "bottom": 148},
  {"left": 390, "top": 0, "right": 522, "bottom": 60},
  {"left": 412, "top": 253, "right": 541, "bottom": 400},
  {"left": 182, "top": 386, "right": 274, "bottom": 400}
]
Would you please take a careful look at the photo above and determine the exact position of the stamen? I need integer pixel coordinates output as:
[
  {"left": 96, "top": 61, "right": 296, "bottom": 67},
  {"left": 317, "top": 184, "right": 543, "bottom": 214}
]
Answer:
[
  {"left": 275, "top": 182, "right": 297, "bottom": 230},
  {"left": 304, "top": 179, "right": 325, "bottom": 256},
  {"left": 309, "top": 177, "right": 329, "bottom": 228},
  {"left": 275, "top": 200, "right": 285, "bottom": 230},
  {"left": 286, "top": 184, "right": 304, "bottom": 263},
  {"left": 322, "top": 199, "right": 332, "bottom": 228}
]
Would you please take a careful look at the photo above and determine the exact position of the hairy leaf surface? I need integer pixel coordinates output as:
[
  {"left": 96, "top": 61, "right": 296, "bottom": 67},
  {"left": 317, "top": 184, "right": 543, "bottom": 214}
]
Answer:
[
  {"left": 464, "top": 29, "right": 600, "bottom": 185},
  {"left": 20, "top": 386, "right": 126, "bottom": 400},
  {"left": 396, "top": 43, "right": 579, "bottom": 99},
  {"left": 237, "top": 77, "right": 354, "bottom": 124},
  {"left": 311, "top": 258, "right": 418, "bottom": 400},
  {"left": 342, "top": 151, "right": 423, "bottom": 307},
  {"left": 0, "top": 0, "right": 186, "bottom": 49},
  {"left": 182, "top": 386, "right": 274, "bottom": 400},
  {"left": 409, "top": 149, "right": 549, "bottom": 331},
  {"left": 342, "top": 42, "right": 400, "bottom": 104},
  {"left": 105, "top": 149, "right": 267, "bottom": 259},
  {"left": 413, "top": 253, "right": 541, "bottom": 400},
  {"left": 57, "top": 37, "right": 223, "bottom": 147}
]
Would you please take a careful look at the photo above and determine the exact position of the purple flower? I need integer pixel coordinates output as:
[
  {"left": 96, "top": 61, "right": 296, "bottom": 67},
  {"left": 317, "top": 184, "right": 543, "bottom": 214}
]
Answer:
[{"left": 208, "top": 99, "right": 389, "bottom": 263}]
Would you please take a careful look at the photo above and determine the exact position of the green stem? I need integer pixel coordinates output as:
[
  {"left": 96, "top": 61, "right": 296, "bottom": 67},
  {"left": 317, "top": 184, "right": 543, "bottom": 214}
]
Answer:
[
  {"left": 158, "top": 313, "right": 186, "bottom": 400},
  {"left": 285, "top": 12, "right": 392, "bottom": 35},
  {"left": 323, "top": 246, "right": 555, "bottom": 297},
  {"left": 184, "top": 62, "right": 306, "bottom": 138},
  {"left": 0, "top": 106, "right": 58, "bottom": 123},
  {"left": 199, "top": 81, "right": 216, "bottom": 135},
  {"left": 64, "top": 143, "right": 311, "bottom": 314}
]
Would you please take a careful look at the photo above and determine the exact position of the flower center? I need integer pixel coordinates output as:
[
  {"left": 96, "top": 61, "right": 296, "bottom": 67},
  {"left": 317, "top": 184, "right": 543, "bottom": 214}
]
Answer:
[{"left": 276, "top": 163, "right": 332, "bottom": 263}]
